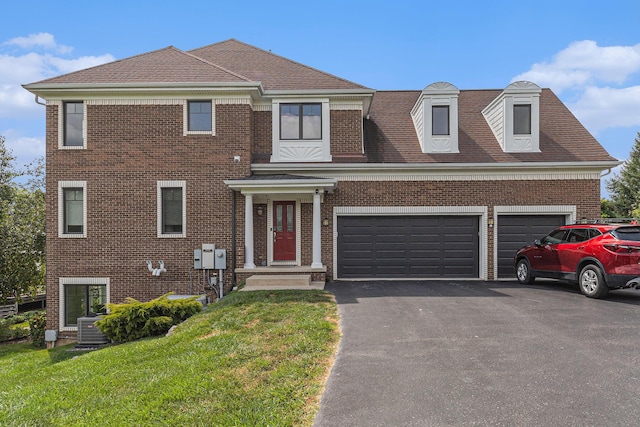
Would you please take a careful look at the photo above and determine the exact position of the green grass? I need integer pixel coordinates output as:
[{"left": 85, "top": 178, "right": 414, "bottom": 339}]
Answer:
[{"left": 0, "top": 290, "right": 340, "bottom": 427}]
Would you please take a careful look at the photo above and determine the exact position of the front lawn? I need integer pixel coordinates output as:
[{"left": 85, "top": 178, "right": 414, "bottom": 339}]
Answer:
[{"left": 0, "top": 290, "right": 340, "bottom": 427}]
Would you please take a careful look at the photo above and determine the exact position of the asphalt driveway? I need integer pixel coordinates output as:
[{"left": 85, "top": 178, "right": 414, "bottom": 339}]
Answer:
[{"left": 314, "top": 280, "right": 640, "bottom": 426}]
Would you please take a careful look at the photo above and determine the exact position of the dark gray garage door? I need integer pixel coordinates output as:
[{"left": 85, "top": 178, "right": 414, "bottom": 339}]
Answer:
[
  {"left": 497, "top": 215, "right": 566, "bottom": 278},
  {"left": 337, "top": 215, "right": 479, "bottom": 279}
]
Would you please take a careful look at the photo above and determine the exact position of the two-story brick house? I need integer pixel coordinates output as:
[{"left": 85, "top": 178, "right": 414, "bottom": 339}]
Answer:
[{"left": 24, "top": 39, "right": 618, "bottom": 341}]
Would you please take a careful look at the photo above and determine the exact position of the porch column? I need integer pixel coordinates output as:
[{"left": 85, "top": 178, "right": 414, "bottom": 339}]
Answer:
[
  {"left": 244, "top": 193, "right": 256, "bottom": 269},
  {"left": 311, "top": 191, "right": 323, "bottom": 268}
]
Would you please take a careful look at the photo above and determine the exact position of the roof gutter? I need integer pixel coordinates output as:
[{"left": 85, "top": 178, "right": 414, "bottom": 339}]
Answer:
[
  {"left": 22, "top": 81, "right": 266, "bottom": 98},
  {"left": 252, "top": 160, "right": 622, "bottom": 174}
]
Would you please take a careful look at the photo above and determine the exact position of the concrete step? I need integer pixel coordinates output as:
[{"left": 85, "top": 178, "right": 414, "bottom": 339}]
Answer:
[{"left": 242, "top": 274, "right": 324, "bottom": 291}]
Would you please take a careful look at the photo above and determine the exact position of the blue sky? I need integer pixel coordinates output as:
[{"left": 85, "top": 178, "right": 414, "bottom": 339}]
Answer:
[{"left": 1, "top": 1, "right": 639, "bottom": 197}]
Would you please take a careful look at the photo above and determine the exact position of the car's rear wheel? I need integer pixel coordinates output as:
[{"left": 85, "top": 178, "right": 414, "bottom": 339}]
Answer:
[
  {"left": 516, "top": 259, "right": 535, "bottom": 285},
  {"left": 578, "top": 264, "right": 609, "bottom": 298}
]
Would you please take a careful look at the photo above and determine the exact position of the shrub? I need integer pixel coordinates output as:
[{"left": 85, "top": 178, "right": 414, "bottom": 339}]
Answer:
[
  {"left": 95, "top": 293, "right": 202, "bottom": 343},
  {"left": 0, "top": 317, "right": 34, "bottom": 343},
  {"left": 28, "top": 312, "right": 46, "bottom": 348},
  {"left": 0, "top": 319, "right": 12, "bottom": 342}
]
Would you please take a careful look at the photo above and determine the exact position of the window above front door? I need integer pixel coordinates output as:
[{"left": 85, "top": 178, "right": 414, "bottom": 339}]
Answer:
[{"left": 271, "top": 99, "right": 331, "bottom": 162}]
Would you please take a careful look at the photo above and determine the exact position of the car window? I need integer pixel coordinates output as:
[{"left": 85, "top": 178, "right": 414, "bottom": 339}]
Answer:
[
  {"left": 567, "top": 229, "right": 589, "bottom": 243},
  {"left": 588, "top": 229, "right": 602, "bottom": 239},
  {"left": 611, "top": 226, "right": 640, "bottom": 242},
  {"left": 542, "top": 229, "right": 567, "bottom": 244}
]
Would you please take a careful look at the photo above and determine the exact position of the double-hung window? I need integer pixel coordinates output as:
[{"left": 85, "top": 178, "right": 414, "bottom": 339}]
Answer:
[
  {"left": 188, "top": 101, "right": 212, "bottom": 131},
  {"left": 280, "top": 103, "right": 322, "bottom": 140},
  {"left": 58, "top": 181, "right": 86, "bottom": 238},
  {"left": 60, "top": 101, "right": 84, "bottom": 148},
  {"left": 158, "top": 181, "right": 186, "bottom": 238},
  {"left": 513, "top": 104, "right": 532, "bottom": 135}
]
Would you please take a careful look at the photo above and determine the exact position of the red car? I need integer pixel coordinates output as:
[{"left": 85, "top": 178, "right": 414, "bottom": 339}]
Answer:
[{"left": 514, "top": 223, "right": 640, "bottom": 298}]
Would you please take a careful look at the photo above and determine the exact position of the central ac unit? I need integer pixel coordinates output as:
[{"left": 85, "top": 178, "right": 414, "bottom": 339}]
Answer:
[{"left": 77, "top": 316, "right": 109, "bottom": 345}]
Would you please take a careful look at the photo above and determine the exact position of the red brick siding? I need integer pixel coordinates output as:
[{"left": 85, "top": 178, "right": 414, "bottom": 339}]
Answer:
[
  {"left": 330, "top": 110, "right": 362, "bottom": 154},
  {"left": 252, "top": 111, "right": 271, "bottom": 159},
  {"left": 46, "top": 103, "right": 252, "bottom": 332}
]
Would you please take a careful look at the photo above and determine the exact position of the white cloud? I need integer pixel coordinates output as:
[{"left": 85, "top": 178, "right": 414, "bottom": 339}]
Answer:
[
  {"left": 512, "top": 40, "right": 640, "bottom": 135},
  {"left": 0, "top": 35, "right": 114, "bottom": 119},
  {"left": 568, "top": 85, "right": 640, "bottom": 133},
  {"left": 2, "top": 130, "right": 45, "bottom": 167},
  {"left": 513, "top": 40, "right": 640, "bottom": 94},
  {"left": 3, "top": 32, "right": 73, "bottom": 54}
]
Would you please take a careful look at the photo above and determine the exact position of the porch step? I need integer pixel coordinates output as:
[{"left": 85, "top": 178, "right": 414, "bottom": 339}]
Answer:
[{"left": 242, "top": 274, "right": 323, "bottom": 291}]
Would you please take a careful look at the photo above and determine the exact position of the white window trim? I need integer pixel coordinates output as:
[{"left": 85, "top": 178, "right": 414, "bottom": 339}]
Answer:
[
  {"left": 411, "top": 82, "right": 460, "bottom": 154},
  {"left": 482, "top": 81, "right": 541, "bottom": 153},
  {"left": 57, "top": 101, "right": 87, "bottom": 149},
  {"left": 58, "top": 181, "right": 87, "bottom": 238},
  {"left": 183, "top": 100, "right": 215, "bottom": 136},
  {"left": 157, "top": 180, "right": 187, "bottom": 238},
  {"left": 271, "top": 98, "right": 331, "bottom": 162},
  {"left": 59, "top": 277, "right": 110, "bottom": 332}
]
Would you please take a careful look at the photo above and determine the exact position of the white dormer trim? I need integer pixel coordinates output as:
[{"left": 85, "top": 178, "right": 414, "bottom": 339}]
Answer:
[
  {"left": 482, "top": 81, "right": 541, "bottom": 153},
  {"left": 271, "top": 98, "right": 331, "bottom": 163},
  {"left": 411, "top": 82, "right": 459, "bottom": 153}
]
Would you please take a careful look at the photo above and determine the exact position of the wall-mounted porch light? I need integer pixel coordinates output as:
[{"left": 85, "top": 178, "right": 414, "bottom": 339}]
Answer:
[
  {"left": 322, "top": 218, "right": 330, "bottom": 226},
  {"left": 256, "top": 206, "right": 264, "bottom": 217}
]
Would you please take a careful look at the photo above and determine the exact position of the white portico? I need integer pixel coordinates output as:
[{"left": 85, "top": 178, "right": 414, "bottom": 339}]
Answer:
[{"left": 225, "top": 175, "right": 337, "bottom": 276}]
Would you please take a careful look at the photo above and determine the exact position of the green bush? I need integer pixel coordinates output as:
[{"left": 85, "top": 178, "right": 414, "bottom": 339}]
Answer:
[
  {"left": 0, "top": 319, "right": 11, "bottom": 342},
  {"left": 0, "top": 311, "right": 44, "bottom": 342},
  {"left": 28, "top": 312, "right": 46, "bottom": 348},
  {"left": 95, "top": 293, "right": 202, "bottom": 343}
]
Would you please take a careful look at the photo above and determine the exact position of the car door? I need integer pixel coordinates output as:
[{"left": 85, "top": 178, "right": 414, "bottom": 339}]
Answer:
[
  {"left": 557, "top": 228, "right": 590, "bottom": 274},
  {"left": 534, "top": 228, "right": 568, "bottom": 273}
]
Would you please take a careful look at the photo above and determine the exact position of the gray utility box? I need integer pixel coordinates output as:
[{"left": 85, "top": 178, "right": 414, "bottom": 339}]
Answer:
[{"left": 77, "top": 316, "right": 109, "bottom": 345}]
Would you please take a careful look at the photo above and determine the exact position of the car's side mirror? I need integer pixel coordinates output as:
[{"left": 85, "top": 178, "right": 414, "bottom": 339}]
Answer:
[{"left": 534, "top": 239, "right": 542, "bottom": 246}]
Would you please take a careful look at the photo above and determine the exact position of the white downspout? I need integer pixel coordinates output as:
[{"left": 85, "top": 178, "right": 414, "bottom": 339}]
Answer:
[
  {"left": 244, "top": 194, "right": 256, "bottom": 269},
  {"left": 311, "top": 190, "right": 323, "bottom": 268}
]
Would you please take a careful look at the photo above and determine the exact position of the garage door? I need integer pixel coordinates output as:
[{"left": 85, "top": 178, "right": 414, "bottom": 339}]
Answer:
[
  {"left": 337, "top": 215, "right": 479, "bottom": 279},
  {"left": 496, "top": 215, "right": 566, "bottom": 278}
]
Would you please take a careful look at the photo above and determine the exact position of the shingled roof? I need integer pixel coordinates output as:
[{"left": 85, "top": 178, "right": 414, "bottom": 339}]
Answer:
[
  {"left": 29, "top": 39, "right": 371, "bottom": 92},
  {"left": 364, "top": 89, "right": 617, "bottom": 163},
  {"left": 31, "top": 46, "right": 251, "bottom": 85},
  {"left": 189, "top": 39, "right": 371, "bottom": 91}
]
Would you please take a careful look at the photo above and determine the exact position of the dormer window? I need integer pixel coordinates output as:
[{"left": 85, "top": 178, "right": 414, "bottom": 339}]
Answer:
[
  {"left": 411, "top": 82, "right": 459, "bottom": 153},
  {"left": 482, "top": 81, "right": 540, "bottom": 153},
  {"left": 513, "top": 104, "right": 531, "bottom": 135},
  {"left": 432, "top": 105, "right": 450, "bottom": 136},
  {"left": 271, "top": 99, "right": 331, "bottom": 162}
]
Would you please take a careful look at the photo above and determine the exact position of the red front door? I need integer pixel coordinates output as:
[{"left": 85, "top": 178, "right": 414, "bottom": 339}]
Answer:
[{"left": 273, "top": 201, "right": 296, "bottom": 261}]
